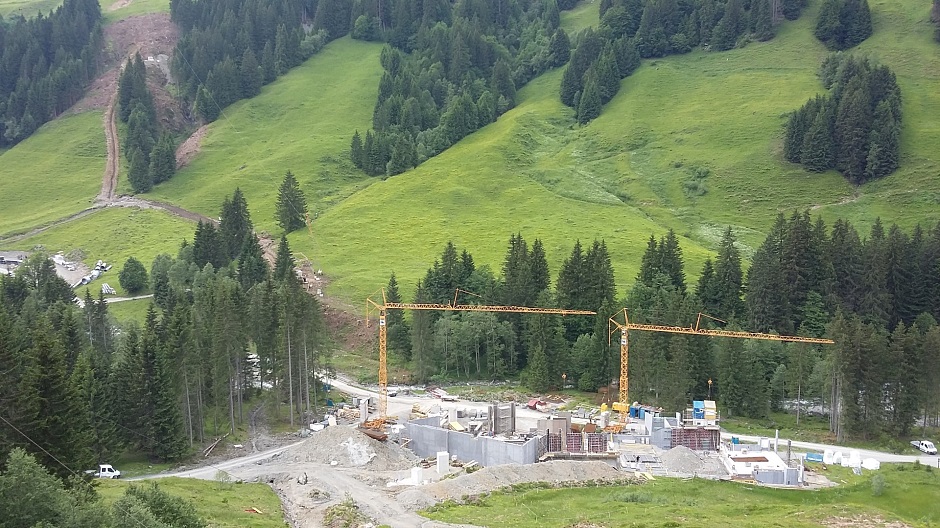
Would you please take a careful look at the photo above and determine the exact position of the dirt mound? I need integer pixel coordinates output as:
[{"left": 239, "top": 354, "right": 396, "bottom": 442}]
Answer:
[
  {"left": 176, "top": 125, "right": 208, "bottom": 169},
  {"left": 660, "top": 445, "right": 704, "bottom": 473},
  {"left": 398, "top": 460, "right": 625, "bottom": 509},
  {"left": 283, "top": 425, "right": 417, "bottom": 471}
]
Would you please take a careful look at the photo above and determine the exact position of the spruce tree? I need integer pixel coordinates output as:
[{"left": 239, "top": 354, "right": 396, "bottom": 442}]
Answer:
[
  {"left": 864, "top": 100, "right": 900, "bottom": 180},
  {"left": 237, "top": 234, "right": 269, "bottom": 291},
  {"left": 800, "top": 111, "right": 835, "bottom": 172},
  {"left": 151, "top": 344, "right": 188, "bottom": 461},
  {"left": 350, "top": 130, "right": 364, "bottom": 168},
  {"left": 149, "top": 133, "right": 176, "bottom": 185},
  {"left": 549, "top": 28, "right": 571, "bottom": 67},
  {"left": 658, "top": 229, "right": 686, "bottom": 294},
  {"left": 752, "top": 0, "right": 774, "bottom": 41},
  {"left": 219, "top": 188, "right": 253, "bottom": 260},
  {"left": 529, "top": 239, "right": 551, "bottom": 294},
  {"left": 557, "top": 240, "right": 588, "bottom": 340},
  {"left": 834, "top": 79, "right": 872, "bottom": 183},
  {"left": 714, "top": 226, "right": 745, "bottom": 320},
  {"left": 275, "top": 170, "right": 307, "bottom": 233},
  {"left": 240, "top": 47, "right": 263, "bottom": 98},
  {"left": 128, "top": 147, "right": 152, "bottom": 193},
  {"left": 273, "top": 235, "right": 296, "bottom": 283},
  {"left": 577, "top": 75, "right": 602, "bottom": 124},
  {"left": 385, "top": 272, "right": 411, "bottom": 358}
]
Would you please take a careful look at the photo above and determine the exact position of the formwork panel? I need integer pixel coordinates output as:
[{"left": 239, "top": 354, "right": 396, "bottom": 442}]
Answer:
[
  {"left": 566, "top": 433, "right": 583, "bottom": 453},
  {"left": 587, "top": 433, "right": 608, "bottom": 453}
]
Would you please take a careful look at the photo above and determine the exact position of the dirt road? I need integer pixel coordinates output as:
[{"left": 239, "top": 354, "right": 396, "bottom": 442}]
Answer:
[{"left": 96, "top": 91, "right": 120, "bottom": 203}]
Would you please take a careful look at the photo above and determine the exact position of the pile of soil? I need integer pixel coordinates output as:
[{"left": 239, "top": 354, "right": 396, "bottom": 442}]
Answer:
[
  {"left": 659, "top": 445, "right": 727, "bottom": 477},
  {"left": 660, "top": 445, "right": 705, "bottom": 473},
  {"left": 283, "top": 425, "right": 417, "bottom": 471},
  {"left": 396, "top": 460, "right": 625, "bottom": 510}
]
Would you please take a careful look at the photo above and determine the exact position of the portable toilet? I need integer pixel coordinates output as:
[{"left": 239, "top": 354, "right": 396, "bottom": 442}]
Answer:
[{"left": 692, "top": 401, "right": 705, "bottom": 420}]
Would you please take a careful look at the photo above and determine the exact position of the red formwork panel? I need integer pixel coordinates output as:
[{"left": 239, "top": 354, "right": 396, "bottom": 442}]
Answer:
[
  {"left": 670, "top": 428, "right": 719, "bottom": 451},
  {"left": 586, "top": 433, "right": 608, "bottom": 453},
  {"left": 546, "top": 433, "right": 563, "bottom": 452},
  {"left": 566, "top": 433, "right": 584, "bottom": 452}
]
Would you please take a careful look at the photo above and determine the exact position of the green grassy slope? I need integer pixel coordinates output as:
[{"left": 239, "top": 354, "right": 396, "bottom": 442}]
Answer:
[
  {"left": 147, "top": 37, "right": 383, "bottom": 234},
  {"left": 309, "top": 68, "right": 715, "bottom": 301},
  {"left": 118, "top": 0, "right": 940, "bottom": 304},
  {"left": 0, "top": 0, "right": 62, "bottom": 18},
  {"left": 101, "top": 0, "right": 171, "bottom": 24},
  {"left": 0, "top": 111, "right": 105, "bottom": 237},
  {"left": 425, "top": 464, "right": 940, "bottom": 527},
  {"left": 0, "top": 207, "right": 193, "bottom": 285}
]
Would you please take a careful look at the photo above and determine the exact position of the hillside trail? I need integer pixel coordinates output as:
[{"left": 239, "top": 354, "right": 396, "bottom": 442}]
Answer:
[{"left": 95, "top": 90, "right": 120, "bottom": 203}]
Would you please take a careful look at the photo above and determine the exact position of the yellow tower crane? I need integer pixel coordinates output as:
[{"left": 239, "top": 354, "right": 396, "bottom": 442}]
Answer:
[
  {"left": 607, "top": 308, "right": 835, "bottom": 421},
  {"left": 366, "top": 289, "right": 595, "bottom": 418}
]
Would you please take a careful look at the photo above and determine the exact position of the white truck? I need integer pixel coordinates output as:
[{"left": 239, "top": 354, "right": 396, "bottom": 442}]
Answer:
[
  {"left": 85, "top": 464, "right": 121, "bottom": 479},
  {"left": 910, "top": 440, "right": 937, "bottom": 455}
]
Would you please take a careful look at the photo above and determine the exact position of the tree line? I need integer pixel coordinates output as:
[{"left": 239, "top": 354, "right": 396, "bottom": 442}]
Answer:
[
  {"left": 0, "top": 189, "right": 327, "bottom": 479},
  {"left": 933, "top": 0, "right": 940, "bottom": 42},
  {"left": 384, "top": 216, "right": 940, "bottom": 441},
  {"left": 784, "top": 54, "right": 901, "bottom": 183},
  {"left": 559, "top": 0, "right": 804, "bottom": 123},
  {"left": 349, "top": 0, "right": 569, "bottom": 177},
  {"left": 0, "top": 0, "right": 102, "bottom": 146},
  {"left": 119, "top": 53, "right": 178, "bottom": 194},
  {"left": 814, "top": 0, "right": 872, "bottom": 50},
  {"left": 170, "top": 0, "right": 330, "bottom": 123}
]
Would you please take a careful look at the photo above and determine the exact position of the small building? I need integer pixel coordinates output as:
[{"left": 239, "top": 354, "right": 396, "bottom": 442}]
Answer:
[{"left": 720, "top": 441, "right": 803, "bottom": 486}]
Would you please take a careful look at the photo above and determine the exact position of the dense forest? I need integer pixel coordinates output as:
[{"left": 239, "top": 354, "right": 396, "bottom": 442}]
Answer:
[
  {"left": 349, "top": 0, "right": 568, "bottom": 176},
  {"left": 119, "top": 53, "right": 178, "bottom": 193},
  {"left": 385, "top": 214, "right": 940, "bottom": 442},
  {"left": 784, "top": 54, "right": 902, "bottom": 182},
  {"left": 0, "top": 189, "right": 327, "bottom": 477},
  {"left": 170, "top": 0, "right": 328, "bottom": 122},
  {"left": 0, "top": 0, "right": 102, "bottom": 146}
]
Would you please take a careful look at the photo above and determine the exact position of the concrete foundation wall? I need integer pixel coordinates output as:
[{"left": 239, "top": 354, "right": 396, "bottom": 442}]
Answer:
[{"left": 404, "top": 420, "right": 540, "bottom": 466}]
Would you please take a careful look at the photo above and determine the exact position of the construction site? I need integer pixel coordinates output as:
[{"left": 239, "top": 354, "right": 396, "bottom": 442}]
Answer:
[{"left": 198, "top": 289, "right": 842, "bottom": 527}]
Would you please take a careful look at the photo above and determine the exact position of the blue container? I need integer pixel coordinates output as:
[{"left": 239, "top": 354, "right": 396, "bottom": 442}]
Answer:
[
  {"left": 731, "top": 436, "right": 740, "bottom": 444},
  {"left": 693, "top": 409, "right": 705, "bottom": 419},
  {"left": 629, "top": 406, "right": 638, "bottom": 418},
  {"left": 638, "top": 408, "right": 646, "bottom": 419}
]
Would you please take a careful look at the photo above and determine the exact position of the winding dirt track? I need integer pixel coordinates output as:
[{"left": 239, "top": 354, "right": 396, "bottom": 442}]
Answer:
[
  {"left": 96, "top": 91, "right": 120, "bottom": 203},
  {"left": 0, "top": 84, "right": 214, "bottom": 244}
]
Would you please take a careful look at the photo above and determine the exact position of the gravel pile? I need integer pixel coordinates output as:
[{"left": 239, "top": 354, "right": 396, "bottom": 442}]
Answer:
[
  {"left": 283, "top": 425, "right": 417, "bottom": 471},
  {"left": 660, "top": 445, "right": 704, "bottom": 473},
  {"left": 396, "top": 460, "right": 624, "bottom": 510},
  {"left": 659, "top": 446, "right": 727, "bottom": 476}
]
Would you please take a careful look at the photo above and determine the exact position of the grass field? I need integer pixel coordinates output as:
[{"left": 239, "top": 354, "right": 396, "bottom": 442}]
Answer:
[
  {"left": 0, "top": 0, "right": 61, "bottom": 17},
  {"left": 424, "top": 464, "right": 940, "bottom": 527},
  {"left": 101, "top": 0, "right": 171, "bottom": 24},
  {"left": 0, "top": 206, "right": 192, "bottom": 272},
  {"left": 96, "top": 477, "right": 286, "bottom": 527},
  {"left": 0, "top": 111, "right": 105, "bottom": 238}
]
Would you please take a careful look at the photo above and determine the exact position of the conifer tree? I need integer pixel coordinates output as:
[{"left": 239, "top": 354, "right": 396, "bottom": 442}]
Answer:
[
  {"left": 864, "top": 100, "right": 900, "bottom": 180},
  {"left": 549, "top": 28, "right": 571, "bottom": 67},
  {"left": 220, "top": 188, "right": 253, "bottom": 261},
  {"left": 800, "top": 111, "right": 835, "bottom": 171},
  {"left": 148, "top": 133, "right": 176, "bottom": 185},
  {"left": 128, "top": 147, "right": 152, "bottom": 193},
  {"left": 273, "top": 235, "right": 296, "bottom": 283},
  {"left": 714, "top": 226, "right": 745, "bottom": 320},
  {"left": 577, "top": 75, "right": 602, "bottom": 124},
  {"left": 275, "top": 171, "right": 307, "bottom": 233},
  {"left": 385, "top": 272, "right": 411, "bottom": 358}
]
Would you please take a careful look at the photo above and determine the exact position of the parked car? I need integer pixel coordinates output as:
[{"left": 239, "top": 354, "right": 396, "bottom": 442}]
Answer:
[
  {"left": 85, "top": 464, "right": 121, "bottom": 479},
  {"left": 910, "top": 440, "right": 938, "bottom": 455}
]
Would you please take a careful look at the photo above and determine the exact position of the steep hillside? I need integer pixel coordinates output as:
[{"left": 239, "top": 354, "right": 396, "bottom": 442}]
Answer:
[
  {"left": 147, "top": 37, "right": 383, "bottom": 234},
  {"left": 11, "top": 0, "right": 933, "bottom": 306},
  {"left": 0, "top": 111, "right": 105, "bottom": 237}
]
